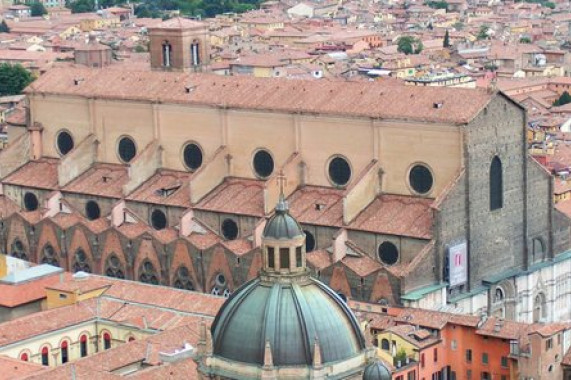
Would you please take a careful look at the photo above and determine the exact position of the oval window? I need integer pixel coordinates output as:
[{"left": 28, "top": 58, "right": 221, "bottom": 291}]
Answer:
[
  {"left": 183, "top": 143, "right": 203, "bottom": 171},
  {"left": 378, "top": 241, "right": 399, "bottom": 265},
  {"left": 150, "top": 209, "right": 167, "bottom": 230},
  {"left": 253, "top": 149, "right": 274, "bottom": 178},
  {"left": 85, "top": 200, "right": 100, "bottom": 220},
  {"left": 56, "top": 130, "right": 74, "bottom": 156},
  {"left": 409, "top": 164, "right": 433, "bottom": 194},
  {"left": 221, "top": 218, "right": 238, "bottom": 240},
  {"left": 304, "top": 230, "right": 315, "bottom": 252},
  {"left": 328, "top": 156, "right": 352, "bottom": 186},
  {"left": 23, "top": 192, "right": 39, "bottom": 211},
  {"left": 117, "top": 136, "right": 137, "bottom": 163}
]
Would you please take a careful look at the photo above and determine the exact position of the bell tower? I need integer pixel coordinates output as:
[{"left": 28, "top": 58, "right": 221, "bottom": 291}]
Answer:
[{"left": 148, "top": 17, "right": 210, "bottom": 72}]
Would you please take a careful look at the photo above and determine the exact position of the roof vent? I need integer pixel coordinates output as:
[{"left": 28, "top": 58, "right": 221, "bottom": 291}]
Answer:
[
  {"left": 433, "top": 101, "right": 444, "bottom": 109},
  {"left": 73, "top": 271, "right": 90, "bottom": 280},
  {"left": 185, "top": 85, "right": 196, "bottom": 93},
  {"left": 159, "top": 342, "right": 195, "bottom": 363},
  {"left": 74, "top": 78, "right": 84, "bottom": 85}
]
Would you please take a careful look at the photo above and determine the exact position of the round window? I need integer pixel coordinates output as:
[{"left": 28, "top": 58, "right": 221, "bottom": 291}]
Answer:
[
  {"left": 304, "top": 230, "right": 315, "bottom": 252},
  {"left": 221, "top": 218, "right": 238, "bottom": 240},
  {"left": 56, "top": 130, "right": 74, "bottom": 156},
  {"left": 150, "top": 209, "right": 167, "bottom": 230},
  {"left": 253, "top": 149, "right": 274, "bottom": 178},
  {"left": 183, "top": 143, "right": 203, "bottom": 171},
  {"left": 117, "top": 136, "right": 137, "bottom": 163},
  {"left": 378, "top": 241, "right": 399, "bottom": 265},
  {"left": 85, "top": 200, "right": 101, "bottom": 220},
  {"left": 216, "top": 273, "right": 227, "bottom": 286},
  {"left": 328, "top": 156, "right": 352, "bottom": 186},
  {"left": 409, "top": 164, "right": 433, "bottom": 194},
  {"left": 23, "top": 192, "right": 39, "bottom": 211}
]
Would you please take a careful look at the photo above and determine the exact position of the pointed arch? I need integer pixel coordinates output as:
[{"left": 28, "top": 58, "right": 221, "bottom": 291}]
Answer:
[
  {"left": 134, "top": 238, "right": 161, "bottom": 284},
  {"left": 490, "top": 155, "right": 503, "bottom": 210},
  {"left": 170, "top": 240, "right": 199, "bottom": 291}
]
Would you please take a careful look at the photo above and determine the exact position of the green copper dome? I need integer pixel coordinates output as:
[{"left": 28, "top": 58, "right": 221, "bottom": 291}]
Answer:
[
  {"left": 211, "top": 276, "right": 366, "bottom": 366},
  {"left": 363, "top": 361, "right": 392, "bottom": 380},
  {"left": 262, "top": 196, "right": 303, "bottom": 240}
]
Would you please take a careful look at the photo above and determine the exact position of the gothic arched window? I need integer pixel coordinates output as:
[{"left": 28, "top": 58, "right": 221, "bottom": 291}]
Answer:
[
  {"left": 105, "top": 255, "right": 125, "bottom": 279},
  {"left": 173, "top": 266, "right": 194, "bottom": 290},
  {"left": 41, "top": 244, "right": 59, "bottom": 267},
  {"left": 138, "top": 260, "right": 159, "bottom": 285},
  {"left": 73, "top": 249, "right": 91, "bottom": 273},
  {"left": 10, "top": 239, "right": 27, "bottom": 260},
  {"left": 533, "top": 293, "right": 547, "bottom": 322},
  {"left": 211, "top": 272, "right": 231, "bottom": 298},
  {"left": 490, "top": 156, "right": 503, "bottom": 211}
]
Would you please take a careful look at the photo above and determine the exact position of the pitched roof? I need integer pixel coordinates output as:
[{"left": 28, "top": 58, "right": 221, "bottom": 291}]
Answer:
[{"left": 27, "top": 67, "right": 493, "bottom": 124}]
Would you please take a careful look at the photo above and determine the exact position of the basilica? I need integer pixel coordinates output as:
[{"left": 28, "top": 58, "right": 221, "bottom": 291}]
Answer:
[{"left": 1, "top": 17, "right": 570, "bottom": 324}]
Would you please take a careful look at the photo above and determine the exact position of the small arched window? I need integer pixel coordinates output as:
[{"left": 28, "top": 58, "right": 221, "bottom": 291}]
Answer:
[
  {"left": 103, "top": 332, "right": 111, "bottom": 350},
  {"left": 494, "top": 287, "right": 504, "bottom": 303},
  {"left": 73, "top": 249, "right": 91, "bottom": 273},
  {"left": 10, "top": 239, "right": 27, "bottom": 260},
  {"left": 60, "top": 341, "right": 69, "bottom": 364},
  {"left": 490, "top": 156, "right": 503, "bottom": 211},
  {"left": 139, "top": 260, "right": 159, "bottom": 285},
  {"left": 173, "top": 266, "right": 194, "bottom": 290},
  {"left": 80, "top": 334, "right": 88, "bottom": 357},
  {"left": 20, "top": 352, "right": 29, "bottom": 362},
  {"left": 41, "top": 244, "right": 59, "bottom": 267},
  {"left": 41, "top": 347, "right": 49, "bottom": 366},
  {"left": 105, "top": 255, "right": 125, "bottom": 279},
  {"left": 381, "top": 338, "right": 390, "bottom": 350}
]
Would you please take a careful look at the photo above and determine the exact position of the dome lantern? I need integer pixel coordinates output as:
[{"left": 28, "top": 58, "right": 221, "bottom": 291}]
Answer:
[{"left": 261, "top": 174, "right": 306, "bottom": 277}]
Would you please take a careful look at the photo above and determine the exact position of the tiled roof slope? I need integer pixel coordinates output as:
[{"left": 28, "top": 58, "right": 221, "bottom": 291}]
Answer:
[{"left": 26, "top": 68, "right": 493, "bottom": 124}]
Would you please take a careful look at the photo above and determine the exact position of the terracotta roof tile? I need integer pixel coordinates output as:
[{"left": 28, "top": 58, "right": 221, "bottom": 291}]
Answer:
[
  {"left": 27, "top": 67, "right": 493, "bottom": 124},
  {"left": 349, "top": 194, "right": 433, "bottom": 239},
  {"left": 126, "top": 170, "right": 192, "bottom": 208},
  {"left": 62, "top": 163, "right": 129, "bottom": 199},
  {"left": 195, "top": 177, "right": 265, "bottom": 217},
  {"left": 3, "top": 158, "right": 59, "bottom": 190},
  {"left": 288, "top": 186, "right": 345, "bottom": 227}
]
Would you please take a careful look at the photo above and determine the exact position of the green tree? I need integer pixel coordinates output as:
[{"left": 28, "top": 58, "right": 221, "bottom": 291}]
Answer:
[
  {"left": 452, "top": 21, "right": 464, "bottom": 30},
  {"left": 66, "top": 0, "right": 95, "bottom": 13},
  {"left": 519, "top": 36, "right": 531, "bottom": 43},
  {"left": 425, "top": 0, "right": 448, "bottom": 9},
  {"left": 443, "top": 29, "right": 451, "bottom": 47},
  {"left": 0, "top": 20, "right": 9, "bottom": 33},
  {"left": 30, "top": 2, "right": 47, "bottom": 16},
  {"left": 0, "top": 64, "right": 34, "bottom": 96},
  {"left": 554, "top": 91, "right": 571, "bottom": 106},
  {"left": 397, "top": 36, "right": 423, "bottom": 55},
  {"left": 477, "top": 25, "right": 490, "bottom": 40},
  {"left": 544, "top": 1, "right": 555, "bottom": 8}
]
